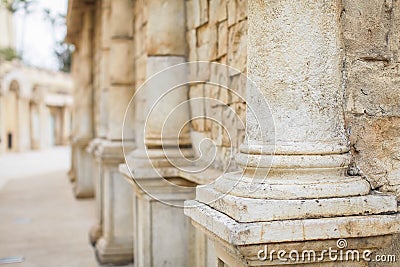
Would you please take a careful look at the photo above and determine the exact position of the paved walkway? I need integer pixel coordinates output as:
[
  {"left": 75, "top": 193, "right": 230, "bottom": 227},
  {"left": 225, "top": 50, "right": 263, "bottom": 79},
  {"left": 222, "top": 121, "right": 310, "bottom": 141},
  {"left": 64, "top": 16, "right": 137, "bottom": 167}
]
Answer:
[{"left": 0, "top": 147, "right": 98, "bottom": 267}]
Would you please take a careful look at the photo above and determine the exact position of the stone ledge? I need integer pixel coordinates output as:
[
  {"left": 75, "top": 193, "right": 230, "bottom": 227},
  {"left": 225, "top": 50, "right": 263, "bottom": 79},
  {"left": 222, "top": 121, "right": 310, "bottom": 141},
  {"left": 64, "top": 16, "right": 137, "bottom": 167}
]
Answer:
[
  {"left": 93, "top": 140, "right": 135, "bottom": 162},
  {"left": 196, "top": 186, "right": 398, "bottom": 222},
  {"left": 184, "top": 200, "right": 400, "bottom": 246}
]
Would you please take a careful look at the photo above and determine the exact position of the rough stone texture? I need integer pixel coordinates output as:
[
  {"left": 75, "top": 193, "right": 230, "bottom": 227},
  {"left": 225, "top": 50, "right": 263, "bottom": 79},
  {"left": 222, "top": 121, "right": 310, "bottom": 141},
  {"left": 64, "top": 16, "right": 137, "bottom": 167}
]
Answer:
[
  {"left": 342, "top": 0, "right": 400, "bottom": 199},
  {"left": 146, "top": 0, "right": 186, "bottom": 56},
  {"left": 347, "top": 116, "right": 400, "bottom": 195}
]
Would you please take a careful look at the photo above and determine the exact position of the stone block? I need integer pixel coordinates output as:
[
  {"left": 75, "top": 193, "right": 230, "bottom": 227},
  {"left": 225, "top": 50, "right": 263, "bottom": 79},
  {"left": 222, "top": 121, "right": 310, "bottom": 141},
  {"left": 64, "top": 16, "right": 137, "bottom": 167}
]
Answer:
[
  {"left": 192, "top": 0, "right": 209, "bottom": 28},
  {"left": 109, "top": 40, "right": 134, "bottom": 85},
  {"left": 209, "top": 62, "right": 229, "bottom": 91},
  {"left": 189, "top": 84, "right": 206, "bottom": 132},
  {"left": 347, "top": 115, "right": 400, "bottom": 193},
  {"left": 101, "top": 7, "right": 111, "bottom": 49},
  {"left": 107, "top": 86, "right": 135, "bottom": 141},
  {"left": 185, "top": 0, "right": 195, "bottom": 29},
  {"left": 227, "top": 0, "right": 237, "bottom": 27},
  {"left": 217, "top": 20, "right": 228, "bottom": 58},
  {"left": 196, "top": 61, "right": 211, "bottom": 81},
  {"left": 197, "top": 186, "right": 398, "bottom": 222},
  {"left": 185, "top": 200, "right": 400, "bottom": 245},
  {"left": 197, "top": 24, "right": 218, "bottom": 61},
  {"left": 187, "top": 29, "right": 197, "bottom": 62},
  {"left": 342, "top": 0, "right": 391, "bottom": 60},
  {"left": 110, "top": 0, "right": 134, "bottom": 38},
  {"left": 345, "top": 61, "right": 400, "bottom": 116},
  {"left": 209, "top": 0, "right": 227, "bottom": 23},
  {"left": 236, "top": 0, "right": 247, "bottom": 22},
  {"left": 227, "top": 20, "right": 247, "bottom": 74},
  {"left": 147, "top": 0, "right": 186, "bottom": 56}
]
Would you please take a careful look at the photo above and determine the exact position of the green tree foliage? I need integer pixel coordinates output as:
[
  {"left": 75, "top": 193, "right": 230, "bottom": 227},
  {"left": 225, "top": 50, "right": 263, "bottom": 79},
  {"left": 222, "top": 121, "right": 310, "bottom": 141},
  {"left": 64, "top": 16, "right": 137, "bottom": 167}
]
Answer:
[
  {"left": 0, "top": 47, "right": 20, "bottom": 61},
  {"left": 1, "top": 0, "right": 35, "bottom": 14},
  {"left": 43, "top": 8, "right": 73, "bottom": 72}
]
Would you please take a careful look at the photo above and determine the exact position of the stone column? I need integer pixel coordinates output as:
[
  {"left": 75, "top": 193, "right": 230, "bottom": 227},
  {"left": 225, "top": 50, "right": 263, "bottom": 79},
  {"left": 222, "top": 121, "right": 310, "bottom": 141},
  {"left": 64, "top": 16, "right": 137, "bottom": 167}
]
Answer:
[
  {"left": 186, "top": 1, "right": 400, "bottom": 266},
  {"left": 93, "top": 0, "right": 135, "bottom": 264},
  {"left": 38, "top": 101, "right": 48, "bottom": 150},
  {"left": 71, "top": 8, "right": 95, "bottom": 198},
  {"left": 61, "top": 106, "right": 71, "bottom": 145},
  {"left": 17, "top": 96, "right": 30, "bottom": 151},
  {"left": 119, "top": 1, "right": 196, "bottom": 266},
  {"left": 88, "top": 0, "right": 111, "bottom": 246}
]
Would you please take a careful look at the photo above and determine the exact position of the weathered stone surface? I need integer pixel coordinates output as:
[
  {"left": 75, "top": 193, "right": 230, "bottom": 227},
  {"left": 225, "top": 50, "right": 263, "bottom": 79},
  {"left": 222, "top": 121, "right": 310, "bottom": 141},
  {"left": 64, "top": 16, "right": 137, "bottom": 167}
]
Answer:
[
  {"left": 342, "top": 0, "right": 392, "bottom": 60},
  {"left": 345, "top": 61, "right": 400, "bottom": 116},
  {"left": 209, "top": 0, "right": 227, "bottom": 23},
  {"left": 227, "top": 20, "right": 247, "bottom": 74},
  {"left": 146, "top": 0, "right": 186, "bottom": 56},
  {"left": 107, "top": 86, "right": 134, "bottom": 141},
  {"left": 348, "top": 115, "right": 400, "bottom": 195},
  {"left": 341, "top": 0, "right": 400, "bottom": 201},
  {"left": 109, "top": 40, "right": 134, "bottom": 85},
  {"left": 192, "top": 0, "right": 209, "bottom": 28},
  {"left": 187, "top": 29, "right": 197, "bottom": 62},
  {"left": 185, "top": 200, "right": 400, "bottom": 245},
  {"left": 110, "top": 0, "right": 133, "bottom": 38},
  {"left": 217, "top": 20, "right": 228, "bottom": 58},
  {"left": 197, "top": 23, "right": 218, "bottom": 61},
  {"left": 197, "top": 186, "right": 398, "bottom": 222}
]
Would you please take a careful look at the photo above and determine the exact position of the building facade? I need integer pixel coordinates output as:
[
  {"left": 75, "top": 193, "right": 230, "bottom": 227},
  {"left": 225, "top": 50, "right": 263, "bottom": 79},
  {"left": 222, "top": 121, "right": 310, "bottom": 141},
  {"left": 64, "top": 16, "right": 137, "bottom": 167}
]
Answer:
[
  {"left": 66, "top": 0, "right": 400, "bottom": 266},
  {"left": 0, "top": 3, "right": 73, "bottom": 154}
]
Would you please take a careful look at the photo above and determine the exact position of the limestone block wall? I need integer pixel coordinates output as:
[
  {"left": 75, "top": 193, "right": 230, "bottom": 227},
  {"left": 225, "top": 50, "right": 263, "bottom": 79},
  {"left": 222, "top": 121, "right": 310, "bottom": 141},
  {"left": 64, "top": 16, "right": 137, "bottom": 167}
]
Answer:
[
  {"left": 185, "top": 0, "right": 248, "bottom": 171},
  {"left": 342, "top": 0, "right": 400, "bottom": 199}
]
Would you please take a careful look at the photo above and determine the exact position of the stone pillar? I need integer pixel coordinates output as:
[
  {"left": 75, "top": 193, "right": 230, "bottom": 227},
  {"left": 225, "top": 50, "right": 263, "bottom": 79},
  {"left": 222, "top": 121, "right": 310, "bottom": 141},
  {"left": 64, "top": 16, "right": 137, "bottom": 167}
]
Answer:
[
  {"left": 29, "top": 102, "right": 40, "bottom": 149},
  {"left": 94, "top": 140, "right": 134, "bottom": 265},
  {"left": 17, "top": 96, "right": 30, "bottom": 151},
  {"left": 119, "top": 0, "right": 196, "bottom": 266},
  {"left": 186, "top": 1, "right": 400, "bottom": 266},
  {"left": 71, "top": 8, "right": 95, "bottom": 198},
  {"left": 38, "top": 101, "right": 48, "bottom": 150},
  {"left": 88, "top": 0, "right": 111, "bottom": 246},
  {"left": 60, "top": 106, "right": 70, "bottom": 146},
  {"left": 93, "top": 0, "right": 135, "bottom": 264}
]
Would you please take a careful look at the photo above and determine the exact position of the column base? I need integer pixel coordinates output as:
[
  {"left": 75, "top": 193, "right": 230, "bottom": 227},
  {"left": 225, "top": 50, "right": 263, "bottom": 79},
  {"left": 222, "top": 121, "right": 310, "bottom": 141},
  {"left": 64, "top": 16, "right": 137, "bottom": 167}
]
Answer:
[
  {"left": 185, "top": 200, "right": 400, "bottom": 266},
  {"left": 89, "top": 223, "right": 102, "bottom": 247},
  {"left": 71, "top": 137, "right": 94, "bottom": 198},
  {"left": 90, "top": 140, "right": 135, "bottom": 261},
  {"left": 87, "top": 138, "right": 106, "bottom": 246},
  {"left": 95, "top": 237, "right": 133, "bottom": 265},
  {"left": 120, "top": 163, "right": 196, "bottom": 267},
  {"left": 196, "top": 186, "right": 397, "bottom": 222}
]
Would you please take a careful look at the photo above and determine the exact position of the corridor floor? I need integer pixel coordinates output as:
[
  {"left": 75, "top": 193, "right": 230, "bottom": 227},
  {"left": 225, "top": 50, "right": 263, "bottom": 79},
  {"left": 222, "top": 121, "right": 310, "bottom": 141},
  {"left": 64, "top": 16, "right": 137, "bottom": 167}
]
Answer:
[{"left": 0, "top": 147, "right": 98, "bottom": 267}]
